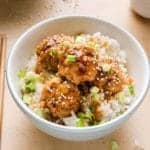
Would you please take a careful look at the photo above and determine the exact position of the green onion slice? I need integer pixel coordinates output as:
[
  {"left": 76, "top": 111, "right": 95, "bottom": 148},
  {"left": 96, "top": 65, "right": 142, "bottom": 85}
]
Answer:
[
  {"left": 90, "top": 86, "right": 99, "bottom": 94},
  {"left": 128, "top": 85, "right": 135, "bottom": 96},
  {"left": 22, "top": 94, "right": 32, "bottom": 105},
  {"left": 75, "top": 35, "right": 86, "bottom": 44},
  {"left": 18, "top": 69, "right": 26, "bottom": 78},
  {"left": 111, "top": 140, "right": 119, "bottom": 150},
  {"left": 66, "top": 55, "right": 77, "bottom": 62},
  {"left": 76, "top": 119, "right": 85, "bottom": 127},
  {"left": 90, "top": 86, "right": 100, "bottom": 101},
  {"left": 24, "top": 81, "right": 36, "bottom": 93}
]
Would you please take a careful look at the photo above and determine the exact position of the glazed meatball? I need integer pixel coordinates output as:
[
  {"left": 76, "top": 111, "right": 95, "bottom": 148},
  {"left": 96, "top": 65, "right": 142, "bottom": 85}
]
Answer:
[
  {"left": 94, "top": 58, "right": 132, "bottom": 98},
  {"left": 58, "top": 46, "right": 98, "bottom": 85},
  {"left": 40, "top": 77, "right": 80, "bottom": 118},
  {"left": 35, "top": 48, "right": 59, "bottom": 73},
  {"left": 35, "top": 34, "right": 74, "bottom": 73}
]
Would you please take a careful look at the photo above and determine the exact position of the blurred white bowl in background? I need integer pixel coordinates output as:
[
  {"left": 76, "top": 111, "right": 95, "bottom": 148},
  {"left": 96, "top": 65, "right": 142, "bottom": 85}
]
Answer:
[{"left": 131, "top": 0, "right": 150, "bottom": 18}]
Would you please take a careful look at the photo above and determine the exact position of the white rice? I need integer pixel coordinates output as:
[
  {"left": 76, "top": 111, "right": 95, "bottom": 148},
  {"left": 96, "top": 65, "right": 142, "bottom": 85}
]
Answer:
[
  {"left": 32, "top": 82, "right": 43, "bottom": 102},
  {"left": 20, "top": 32, "right": 134, "bottom": 126},
  {"left": 26, "top": 55, "right": 37, "bottom": 71},
  {"left": 63, "top": 111, "right": 79, "bottom": 126}
]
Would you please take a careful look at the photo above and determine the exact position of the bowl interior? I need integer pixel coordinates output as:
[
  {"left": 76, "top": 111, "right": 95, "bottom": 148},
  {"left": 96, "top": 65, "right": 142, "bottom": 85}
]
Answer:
[{"left": 7, "top": 16, "right": 149, "bottom": 127}]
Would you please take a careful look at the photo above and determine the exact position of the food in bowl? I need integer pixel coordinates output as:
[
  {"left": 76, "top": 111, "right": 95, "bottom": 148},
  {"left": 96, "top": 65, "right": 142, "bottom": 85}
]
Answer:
[{"left": 18, "top": 32, "right": 135, "bottom": 127}]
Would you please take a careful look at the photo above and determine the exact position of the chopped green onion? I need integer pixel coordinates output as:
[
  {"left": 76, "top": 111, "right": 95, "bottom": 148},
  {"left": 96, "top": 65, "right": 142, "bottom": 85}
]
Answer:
[
  {"left": 66, "top": 55, "right": 76, "bottom": 62},
  {"left": 76, "top": 119, "right": 85, "bottom": 127},
  {"left": 94, "top": 44, "right": 100, "bottom": 50},
  {"left": 21, "top": 72, "right": 41, "bottom": 93},
  {"left": 22, "top": 94, "right": 32, "bottom": 105},
  {"left": 34, "top": 108, "right": 47, "bottom": 118},
  {"left": 77, "top": 112, "right": 85, "bottom": 119},
  {"left": 117, "top": 91, "right": 125, "bottom": 104},
  {"left": 99, "top": 120, "right": 106, "bottom": 124},
  {"left": 90, "top": 86, "right": 99, "bottom": 94},
  {"left": 77, "top": 110, "right": 92, "bottom": 120},
  {"left": 88, "top": 41, "right": 95, "bottom": 48},
  {"left": 25, "top": 73, "right": 41, "bottom": 83},
  {"left": 93, "top": 120, "right": 99, "bottom": 125},
  {"left": 49, "top": 49, "right": 54, "bottom": 56},
  {"left": 92, "top": 93, "right": 100, "bottom": 101},
  {"left": 25, "top": 81, "right": 36, "bottom": 93},
  {"left": 128, "top": 85, "right": 135, "bottom": 96},
  {"left": 88, "top": 41, "right": 100, "bottom": 50},
  {"left": 33, "top": 76, "right": 41, "bottom": 82},
  {"left": 75, "top": 36, "right": 86, "bottom": 44},
  {"left": 49, "top": 48, "right": 61, "bottom": 57},
  {"left": 90, "top": 86, "right": 100, "bottom": 101},
  {"left": 18, "top": 69, "right": 26, "bottom": 78},
  {"left": 85, "top": 110, "right": 93, "bottom": 120},
  {"left": 111, "top": 140, "right": 119, "bottom": 150},
  {"left": 49, "top": 48, "right": 58, "bottom": 56},
  {"left": 101, "top": 64, "right": 111, "bottom": 72}
]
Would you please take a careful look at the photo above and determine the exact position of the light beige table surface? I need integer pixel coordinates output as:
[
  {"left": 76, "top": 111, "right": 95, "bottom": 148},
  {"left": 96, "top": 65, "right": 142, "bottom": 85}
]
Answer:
[{"left": 0, "top": 0, "right": 150, "bottom": 149}]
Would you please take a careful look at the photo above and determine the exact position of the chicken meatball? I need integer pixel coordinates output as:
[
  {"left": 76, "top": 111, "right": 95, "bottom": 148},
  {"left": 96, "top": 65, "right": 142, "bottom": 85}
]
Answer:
[
  {"left": 94, "top": 58, "right": 132, "bottom": 98},
  {"left": 40, "top": 77, "right": 80, "bottom": 118},
  {"left": 58, "top": 46, "right": 98, "bottom": 85},
  {"left": 35, "top": 34, "right": 74, "bottom": 73}
]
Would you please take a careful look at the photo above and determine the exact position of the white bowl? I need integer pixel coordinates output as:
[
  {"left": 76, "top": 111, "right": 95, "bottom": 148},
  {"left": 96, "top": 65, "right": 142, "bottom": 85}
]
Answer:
[
  {"left": 131, "top": 0, "right": 150, "bottom": 19},
  {"left": 6, "top": 16, "right": 150, "bottom": 141}
]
